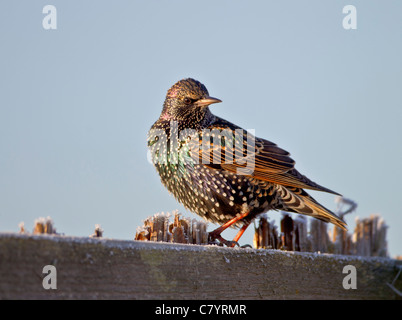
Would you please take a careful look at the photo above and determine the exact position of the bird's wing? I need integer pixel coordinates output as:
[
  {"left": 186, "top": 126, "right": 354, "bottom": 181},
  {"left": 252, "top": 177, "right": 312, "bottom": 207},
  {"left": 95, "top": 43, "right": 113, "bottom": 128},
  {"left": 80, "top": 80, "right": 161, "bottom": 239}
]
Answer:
[{"left": 200, "top": 121, "right": 339, "bottom": 195}]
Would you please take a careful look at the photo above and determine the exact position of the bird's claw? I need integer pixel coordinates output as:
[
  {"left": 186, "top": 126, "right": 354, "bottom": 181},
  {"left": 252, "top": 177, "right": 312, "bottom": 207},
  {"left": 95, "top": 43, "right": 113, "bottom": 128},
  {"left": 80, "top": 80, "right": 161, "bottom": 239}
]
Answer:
[
  {"left": 208, "top": 232, "right": 241, "bottom": 247},
  {"left": 224, "top": 240, "right": 241, "bottom": 248}
]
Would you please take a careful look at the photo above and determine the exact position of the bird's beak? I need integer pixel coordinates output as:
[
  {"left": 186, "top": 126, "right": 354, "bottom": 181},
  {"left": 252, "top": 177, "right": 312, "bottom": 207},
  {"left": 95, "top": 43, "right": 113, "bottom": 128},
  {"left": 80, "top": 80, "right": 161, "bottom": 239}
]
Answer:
[{"left": 195, "top": 96, "right": 222, "bottom": 107}]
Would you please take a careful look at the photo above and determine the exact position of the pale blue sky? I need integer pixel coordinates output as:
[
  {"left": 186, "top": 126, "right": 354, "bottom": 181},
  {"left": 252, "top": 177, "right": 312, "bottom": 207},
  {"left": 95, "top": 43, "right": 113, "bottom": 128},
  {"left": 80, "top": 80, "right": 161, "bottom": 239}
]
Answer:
[{"left": 0, "top": 1, "right": 401, "bottom": 257}]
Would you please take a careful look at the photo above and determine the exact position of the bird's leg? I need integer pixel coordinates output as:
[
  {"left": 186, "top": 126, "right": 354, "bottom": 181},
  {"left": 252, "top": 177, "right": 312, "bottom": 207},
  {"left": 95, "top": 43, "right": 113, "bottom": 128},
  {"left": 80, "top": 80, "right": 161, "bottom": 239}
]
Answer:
[
  {"left": 230, "top": 221, "right": 251, "bottom": 247},
  {"left": 208, "top": 211, "right": 250, "bottom": 247}
]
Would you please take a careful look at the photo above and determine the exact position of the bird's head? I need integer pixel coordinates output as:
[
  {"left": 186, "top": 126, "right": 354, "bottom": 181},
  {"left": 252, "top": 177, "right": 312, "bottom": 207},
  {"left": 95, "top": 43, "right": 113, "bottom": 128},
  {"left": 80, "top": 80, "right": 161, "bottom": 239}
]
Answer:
[{"left": 160, "top": 78, "right": 221, "bottom": 122}]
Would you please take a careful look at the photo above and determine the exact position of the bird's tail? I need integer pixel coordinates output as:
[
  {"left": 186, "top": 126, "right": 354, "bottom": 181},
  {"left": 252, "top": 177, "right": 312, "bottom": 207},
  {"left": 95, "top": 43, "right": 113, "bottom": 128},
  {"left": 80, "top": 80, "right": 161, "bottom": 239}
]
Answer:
[{"left": 277, "top": 185, "right": 347, "bottom": 230}]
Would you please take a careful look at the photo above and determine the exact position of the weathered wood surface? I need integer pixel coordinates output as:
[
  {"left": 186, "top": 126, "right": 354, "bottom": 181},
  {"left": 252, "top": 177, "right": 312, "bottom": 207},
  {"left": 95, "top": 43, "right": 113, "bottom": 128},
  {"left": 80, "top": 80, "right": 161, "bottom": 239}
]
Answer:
[{"left": 0, "top": 232, "right": 401, "bottom": 299}]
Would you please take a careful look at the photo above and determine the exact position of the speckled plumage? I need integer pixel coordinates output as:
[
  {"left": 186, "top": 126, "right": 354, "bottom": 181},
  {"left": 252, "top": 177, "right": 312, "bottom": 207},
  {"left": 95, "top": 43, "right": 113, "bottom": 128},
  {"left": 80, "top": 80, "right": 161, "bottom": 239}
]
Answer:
[{"left": 148, "top": 78, "right": 346, "bottom": 246}]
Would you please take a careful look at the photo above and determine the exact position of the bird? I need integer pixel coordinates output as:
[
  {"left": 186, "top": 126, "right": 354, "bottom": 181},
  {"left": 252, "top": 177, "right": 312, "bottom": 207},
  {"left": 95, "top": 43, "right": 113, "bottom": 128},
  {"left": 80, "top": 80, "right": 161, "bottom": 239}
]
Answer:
[{"left": 148, "top": 78, "right": 346, "bottom": 247}]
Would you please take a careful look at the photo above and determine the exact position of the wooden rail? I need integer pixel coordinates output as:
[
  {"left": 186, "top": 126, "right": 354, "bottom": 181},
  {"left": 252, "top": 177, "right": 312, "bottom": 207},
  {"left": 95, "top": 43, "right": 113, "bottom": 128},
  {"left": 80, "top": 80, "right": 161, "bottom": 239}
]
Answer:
[{"left": 0, "top": 232, "right": 401, "bottom": 299}]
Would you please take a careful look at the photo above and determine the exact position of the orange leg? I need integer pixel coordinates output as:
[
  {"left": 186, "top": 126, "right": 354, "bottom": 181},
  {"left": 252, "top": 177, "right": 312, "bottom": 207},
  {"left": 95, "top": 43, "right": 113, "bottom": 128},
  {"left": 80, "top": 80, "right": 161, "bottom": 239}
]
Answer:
[
  {"left": 209, "top": 211, "right": 250, "bottom": 247},
  {"left": 231, "top": 221, "right": 251, "bottom": 246}
]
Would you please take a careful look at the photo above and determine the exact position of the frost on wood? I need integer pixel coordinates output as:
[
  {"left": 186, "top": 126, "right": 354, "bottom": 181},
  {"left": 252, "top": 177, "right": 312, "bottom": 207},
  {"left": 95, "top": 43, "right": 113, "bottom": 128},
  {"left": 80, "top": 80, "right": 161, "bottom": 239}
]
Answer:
[
  {"left": 353, "top": 215, "right": 388, "bottom": 257},
  {"left": 17, "top": 217, "right": 58, "bottom": 236},
  {"left": 134, "top": 211, "right": 208, "bottom": 245},
  {"left": 32, "top": 217, "right": 56, "bottom": 235},
  {"left": 0, "top": 232, "right": 400, "bottom": 299},
  {"left": 254, "top": 213, "right": 310, "bottom": 251},
  {"left": 253, "top": 214, "right": 279, "bottom": 249},
  {"left": 89, "top": 224, "right": 104, "bottom": 238},
  {"left": 18, "top": 222, "right": 26, "bottom": 234},
  {"left": 293, "top": 215, "right": 309, "bottom": 252},
  {"left": 137, "top": 196, "right": 389, "bottom": 257},
  {"left": 253, "top": 197, "right": 389, "bottom": 258},
  {"left": 331, "top": 197, "right": 357, "bottom": 255},
  {"left": 310, "top": 219, "right": 331, "bottom": 253}
]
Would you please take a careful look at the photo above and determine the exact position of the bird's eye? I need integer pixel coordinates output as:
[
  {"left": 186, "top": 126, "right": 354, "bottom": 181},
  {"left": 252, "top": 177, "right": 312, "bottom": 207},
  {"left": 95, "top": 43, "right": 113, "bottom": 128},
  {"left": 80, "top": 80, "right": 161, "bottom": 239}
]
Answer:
[{"left": 184, "top": 97, "right": 192, "bottom": 105}]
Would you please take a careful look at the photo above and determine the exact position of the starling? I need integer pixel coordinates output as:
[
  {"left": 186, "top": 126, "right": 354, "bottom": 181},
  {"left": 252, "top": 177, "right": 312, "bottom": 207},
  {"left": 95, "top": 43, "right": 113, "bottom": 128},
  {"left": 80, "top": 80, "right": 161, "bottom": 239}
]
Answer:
[{"left": 148, "top": 78, "right": 346, "bottom": 247}]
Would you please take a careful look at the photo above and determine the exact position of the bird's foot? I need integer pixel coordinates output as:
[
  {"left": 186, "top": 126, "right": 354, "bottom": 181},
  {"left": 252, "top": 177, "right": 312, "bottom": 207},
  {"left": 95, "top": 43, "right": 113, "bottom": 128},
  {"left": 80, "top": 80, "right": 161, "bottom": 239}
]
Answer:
[{"left": 208, "top": 233, "right": 240, "bottom": 248}]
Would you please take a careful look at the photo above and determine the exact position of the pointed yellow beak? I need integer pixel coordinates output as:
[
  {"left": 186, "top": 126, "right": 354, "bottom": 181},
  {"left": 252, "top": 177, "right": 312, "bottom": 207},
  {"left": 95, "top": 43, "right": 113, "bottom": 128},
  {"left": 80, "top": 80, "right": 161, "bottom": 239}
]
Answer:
[{"left": 195, "top": 96, "right": 222, "bottom": 107}]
